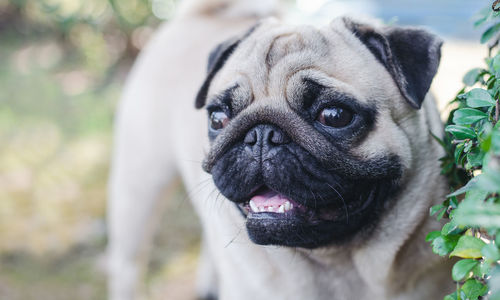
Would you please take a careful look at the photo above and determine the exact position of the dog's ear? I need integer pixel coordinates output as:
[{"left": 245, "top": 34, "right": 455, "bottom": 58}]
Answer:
[
  {"left": 344, "top": 18, "right": 442, "bottom": 109},
  {"left": 195, "top": 24, "right": 258, "bottom": 109},
  {"left": 195, "top": 37, "right": 240, "bottom": 109}
]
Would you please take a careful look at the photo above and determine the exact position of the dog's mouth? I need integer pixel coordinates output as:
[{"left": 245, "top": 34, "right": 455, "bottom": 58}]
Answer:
[
  {"left": 234, "top": 185, "right": 381, "bottom": 248},
  {"left": 241, "top": 187, "right": 300, "bottom": 214},
  {"left": 238, "top": 186, "right": 375, "bottom": 222},
  {"left": 238, "top": 186, "right": 372, "bottom": 221}
]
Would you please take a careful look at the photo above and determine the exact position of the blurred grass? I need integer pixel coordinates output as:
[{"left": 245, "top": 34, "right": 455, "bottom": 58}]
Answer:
[
  {"left": 0, "top": 29, "right": 115, "bottom": 255},
  {"left": 0, "top": 0, "right": 201, "bottom": 298},
  {"left": 0, "top": 246, "right": 107, "bottom": 300}
]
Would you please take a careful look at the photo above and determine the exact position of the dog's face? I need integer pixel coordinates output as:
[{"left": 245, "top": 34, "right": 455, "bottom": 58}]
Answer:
[{"left": 195, "top": 17, "right": 442, "bottom": 248}]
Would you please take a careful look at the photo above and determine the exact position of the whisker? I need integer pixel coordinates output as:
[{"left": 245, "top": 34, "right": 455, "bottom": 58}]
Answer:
[
  {"left": 308, "top": 187, "right": 318, "bottom": 212},
  {"left": 207, "top": 187, "right": 221, "bottom": 213},
  {"left": 215, "top": 190, "right": 226, "bottom": 214},
  {"left": 326, "top": 183, "right": 348, "bottom": 224},
  {"left": 224, "top": 226, "right": 243, "bottom": 248},
  {"left": 185, "top": 177, "right": 213, "bottom": 200}
]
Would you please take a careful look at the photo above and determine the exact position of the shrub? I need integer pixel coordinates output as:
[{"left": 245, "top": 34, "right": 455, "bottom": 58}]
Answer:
[{"left": 426, "top": 2, "right": 500, "bottom": 299}]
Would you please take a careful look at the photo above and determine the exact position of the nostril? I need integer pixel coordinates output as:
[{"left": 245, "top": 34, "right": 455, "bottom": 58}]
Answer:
[
  {"left": 244, "top": 125, "right": 290, "bottom": 147},
  {"left": 244, "top": 129, "right": 257, "bottom": 145},
  {"left": 267, "top": 130, "right": 274, "bottom": 143},
  {"left": 269, "top": 129, "right": 290, "bottom": 145}
]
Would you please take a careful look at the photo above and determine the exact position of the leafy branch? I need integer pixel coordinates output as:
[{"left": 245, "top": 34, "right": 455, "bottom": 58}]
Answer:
[{"left": 427, "top": 3, "right": 500, "bottom": 300}]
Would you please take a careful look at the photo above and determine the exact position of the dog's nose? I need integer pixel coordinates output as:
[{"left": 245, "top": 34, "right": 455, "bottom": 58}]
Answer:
[{"left": 244, "top": 124, "right": 290, "bottom": 147}]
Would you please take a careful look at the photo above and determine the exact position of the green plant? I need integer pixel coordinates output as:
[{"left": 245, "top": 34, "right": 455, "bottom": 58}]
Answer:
[{"left": 426, "top": 3, "right": 500, "bottom": 299}]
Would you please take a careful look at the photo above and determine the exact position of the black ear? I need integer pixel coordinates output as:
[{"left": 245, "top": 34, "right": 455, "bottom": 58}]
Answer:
[
  {"left": 195, "top": 24, "right": 258, "bottom": 109},
  {"left": 195, "top": 37, "right": 241, "bottom": 109},
  {"left": 344, "top": 18, "right": 443, "bottom": 109}
]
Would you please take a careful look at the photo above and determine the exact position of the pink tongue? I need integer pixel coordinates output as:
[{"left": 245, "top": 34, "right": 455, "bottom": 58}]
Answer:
[{"left": 250, "top": 190, "right": 291, "bottom": 207}]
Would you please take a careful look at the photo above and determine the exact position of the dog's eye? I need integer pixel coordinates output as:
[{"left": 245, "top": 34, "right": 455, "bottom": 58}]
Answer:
[
  {"left": 317, "top": 107, "right": 353, "bottom": 128},
  {"left": 210, "top": 111, "right": 229, "bottom": 130}
]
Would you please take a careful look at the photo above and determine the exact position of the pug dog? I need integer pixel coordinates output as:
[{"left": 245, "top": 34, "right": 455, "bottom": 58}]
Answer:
[
  {"left": 108, "top": 1, "right": 454, "bottom": 299},
  {"left": 191, "top": 17, "right": 454, "bottom": 299}
]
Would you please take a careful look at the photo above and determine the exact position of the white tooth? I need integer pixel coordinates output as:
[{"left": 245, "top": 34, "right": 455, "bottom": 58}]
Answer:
[
  {"left": 259, "top": 206, "right": 266, "bottom": 212},
  {"left": 278, "top": 205, "right": 285, "bottom": 213},
  {"left": 268, "top": 206, "right": 274, "bottom": 212},
  {"left": 284, "top": 201, "right": 290, "bottom": 211},
  {"left": 290, "top": 203, "right": 294, "bottom": 210},
  {"left": 249, "top": 200, "right": 258, "bottom": 212}
]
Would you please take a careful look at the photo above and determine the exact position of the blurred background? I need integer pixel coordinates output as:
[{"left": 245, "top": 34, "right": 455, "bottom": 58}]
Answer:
[{"left": 0, "top": 0, "right": 492, "bottom": 299}]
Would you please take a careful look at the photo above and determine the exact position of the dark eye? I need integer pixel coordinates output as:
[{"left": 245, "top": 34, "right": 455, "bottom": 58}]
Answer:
[
  {"left": 317, "top": 107, "right": 353, "bottom": 128},
  {"left": 210, "top": 111, "right": 229, "bottom": 130}
]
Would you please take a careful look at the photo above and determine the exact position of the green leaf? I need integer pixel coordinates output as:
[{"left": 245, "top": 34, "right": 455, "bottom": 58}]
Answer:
[
  {"left": 494, "top": 55, "right": 500, "bottom": 77},
  {"left": 432, "top": 234, "right": 460, "bottom": 257},
  {"left": 455, "top": 142, "right": 465, "bottom": 165},
  {"left": 454, "top": 200, "right": 500, "bottom": 228},
  {"left": 477, "top": 168, "right": 500, "bottom": 193},
  {"left": 461, "top": 278, "right": 488, "bottom": 300},
  {"left": 442, "top": 222, "right": 455, "bottom": 236},
  {"left": 447, "top": 178, "right": 479, "bottom": 198},
  {"left": 463, "top": 69, "right": 482, "bottom": 86},
  {"left": 453, "top": 108, "right": 488, "bottom": 125},
  {"left": 479, "top": 120, "right": 494, "bottom": 138},
  {"left": 450, "top": 196, "right": 459, "bottom": 209},
  {"left": 474, "top": 6, "right": 494, "bottom": 27},
  {"left": 488, "top": 75, "right": 497, "bottom": 89},
  {"left": 460, "top": 289, "right": 467, "bottom": 300},
  {"left": 481, "top": 243, "right": 500, "bottom": 261},
  {"left": 430, "top": 204, "right": 445, "bottom": 216},
  {"left": 472, "top": 261, "right": 491, "bottom": 278},
  {"left": 466, "top": 148, "right": 484, "bottom": 168},
  {"left": 481, "top": 23, "right": 500, "bottom": 44},
  {"left": 481, "top": 130, "right": 493, "bottom": 152},
  {"left": 489, "top": 266, "right": 500, "bottom": 300},
  {"left": 426, "top": 230, "right": 441, "bottom": 242},
  {"left": 465, "top": 189, "right": 489, "bottom": 203},
  {"left": 441, "top": 221, "right": 463, "bottom": 236},
  {"left": 452, "top": 259, "right": 479, "bottom": 281},
  {"left": 492, "top": 128, "right": 500, "bottom": 154},
  {"left": 466, "top": 89, "right": 495, "bottom": 107},
  {"left": 445, "top": 125, "right": 477, "bottom": 140},
  {"left": 444, "top": 291, "right": 458, "bottom": 300},
  {"left": 450, "top": 236, "right": 487, "bottom": 258},
  {"left": 437, "top": 207, "right": 447, "bottom": 220},
  {"left": 492, "top": 291, "right": 500, "bottom": 300}
]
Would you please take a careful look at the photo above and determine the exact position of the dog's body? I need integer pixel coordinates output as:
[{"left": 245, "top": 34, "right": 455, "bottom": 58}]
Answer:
[{"left": 108, "top": 1, "right": 453, "bottom": 299}]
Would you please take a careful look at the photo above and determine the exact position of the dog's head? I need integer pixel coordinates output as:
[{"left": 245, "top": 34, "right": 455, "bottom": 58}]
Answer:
[{"left": 195, "top": 17, "right": 442, "bottom": 248}]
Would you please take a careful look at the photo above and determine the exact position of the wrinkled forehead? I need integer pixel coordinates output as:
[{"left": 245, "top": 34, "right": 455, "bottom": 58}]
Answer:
[{"left": 207, "top": 18, "right": 396, "bottom": 107}]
